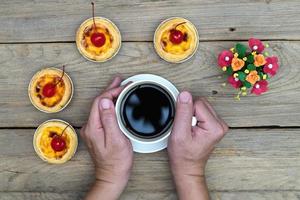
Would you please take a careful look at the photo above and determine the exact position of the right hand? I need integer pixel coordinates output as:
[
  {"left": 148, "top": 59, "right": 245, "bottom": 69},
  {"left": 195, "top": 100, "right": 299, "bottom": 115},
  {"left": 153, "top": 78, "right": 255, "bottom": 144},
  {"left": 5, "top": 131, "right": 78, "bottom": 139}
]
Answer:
[{"left": 168, "top": 91, "right": 228, "bottom": 199}]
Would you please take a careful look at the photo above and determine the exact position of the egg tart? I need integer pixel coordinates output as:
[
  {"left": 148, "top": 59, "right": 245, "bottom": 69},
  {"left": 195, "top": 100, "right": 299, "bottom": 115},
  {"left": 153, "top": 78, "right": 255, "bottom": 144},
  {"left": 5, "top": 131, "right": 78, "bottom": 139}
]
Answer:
[
  {"left": 33, "top": 119, "right": 78, "bottom": 164},
  {"left": 154, "top": 17, "right": 199, "bottom": 63},
  {"left": 28, "top": 67, "right": 73, "bottom": 113},
  {"left": 76, "top": 17, "right": 121, "bottom": 62}
]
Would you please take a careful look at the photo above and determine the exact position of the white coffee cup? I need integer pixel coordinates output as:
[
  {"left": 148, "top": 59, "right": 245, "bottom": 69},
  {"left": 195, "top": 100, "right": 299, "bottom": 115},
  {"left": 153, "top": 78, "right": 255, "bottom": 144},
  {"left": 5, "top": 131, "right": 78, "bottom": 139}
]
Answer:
[{"left": 115, "top": 74, "right": 197, "bottom": 153}]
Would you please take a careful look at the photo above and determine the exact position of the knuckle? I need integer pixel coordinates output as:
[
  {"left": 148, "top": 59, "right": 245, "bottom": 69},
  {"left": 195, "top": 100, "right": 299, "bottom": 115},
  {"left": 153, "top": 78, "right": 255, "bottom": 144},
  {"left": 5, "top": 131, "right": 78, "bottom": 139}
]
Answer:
[
  {"left": 102, "top": 111, "right": 115, "bottom": 123},
  {"left": 215, "top": 123, "right": 225, "bottom": 137},
  {"left": 223, "top": 122, "right": 229, "bottom": 133},
  {"left": 80, "top": 126, "right": 86, "bottom": 138},
  {"left": 194, "top": 99, "right": 206, "bottom": 108}
]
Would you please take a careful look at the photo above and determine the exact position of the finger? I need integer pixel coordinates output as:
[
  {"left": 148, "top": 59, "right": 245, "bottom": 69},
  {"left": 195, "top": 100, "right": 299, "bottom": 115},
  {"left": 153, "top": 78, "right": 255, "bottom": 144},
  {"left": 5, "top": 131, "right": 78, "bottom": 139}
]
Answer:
[
  {"left": 106, "top": 76, "right": 122, "bottom": 90},
  {"left": 87, "top": 86, "right": 125, "bottom": 131},
  {"left": 172, "top": 91, "right": 194, "bottom": 140},
  {"left": 101, "top": 85, "right": 126, "bottom": 100},
  {"left": 200, "top": 98, "right": 228, "bottom": 133},
  {"left": 199, "top": 98, "right": 218, "bottom": 118},
  {"left": 194, "top": 99, "right": 218, "bottom": 127},
  {"left": 87, "top": 96, "right": 103, "bottom": 130},
  {"left": 99, "top": 98, "right": 125, "bottom": 147}
]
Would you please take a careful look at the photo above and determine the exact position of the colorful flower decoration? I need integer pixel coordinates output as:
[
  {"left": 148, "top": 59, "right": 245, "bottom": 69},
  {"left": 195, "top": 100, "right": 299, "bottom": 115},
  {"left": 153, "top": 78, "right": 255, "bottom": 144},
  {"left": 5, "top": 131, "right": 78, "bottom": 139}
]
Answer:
[
  {"left": 217, "top": 38, "right": 279, "bottom": 99},
  {"left": 251, "top": 80, "right": 268, "bottom": 95},
  {"left": 249, "top": 38, "right": 265, "bottom": 53},
  {"left": 218, "top": 50, "right": 233, "bottom": 67},
  {"left": 263, "top": 56, "right": 279, "bottom": 76}
]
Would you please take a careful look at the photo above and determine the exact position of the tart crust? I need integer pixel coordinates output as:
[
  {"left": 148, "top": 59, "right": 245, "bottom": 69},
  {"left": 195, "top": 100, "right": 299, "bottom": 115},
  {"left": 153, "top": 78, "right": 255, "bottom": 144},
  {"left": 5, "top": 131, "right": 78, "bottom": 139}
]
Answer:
[
  {"left": 76, "top": 17, "right": 121, "bottom": 62},
  {"left": 154, "top": 17, "right": 199, "bottom": 63},
  {"left": 33, "top": 120, "right": 78, "bottom": 164},
  {"left": 28, "top": 67, "right": 73, "bottom": 113}
]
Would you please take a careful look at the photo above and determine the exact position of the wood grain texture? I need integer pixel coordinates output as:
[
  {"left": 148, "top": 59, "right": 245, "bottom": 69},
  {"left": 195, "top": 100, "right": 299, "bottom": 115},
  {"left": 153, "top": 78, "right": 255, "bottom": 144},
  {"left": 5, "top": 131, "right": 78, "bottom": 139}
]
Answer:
[
  {"left": 1, "top": 191, "right": 300, "bottom": 200},
  {"left": 1, "top": 128, "right": 300, "bottom": 193},
  {"left": 1, "top": 0, "right": 300, "bottom": 42},
  {"left": 0, "top": 41, "right": 299, "bottom": 127}
]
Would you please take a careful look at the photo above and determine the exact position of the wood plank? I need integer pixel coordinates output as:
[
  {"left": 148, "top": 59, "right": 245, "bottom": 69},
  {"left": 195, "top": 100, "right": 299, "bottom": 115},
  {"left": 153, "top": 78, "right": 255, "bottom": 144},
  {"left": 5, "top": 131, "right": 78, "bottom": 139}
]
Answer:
[
  {"left": 0, "top": 41, "right": 299, "bottom": 127},
  {"left": 1, "top": 191, "right": 300, "bottom": 200},
  {"left": 1, "top": 0, "right": 300, "bottom": 42},
  {"left": 1, "top": 128, "right": 300, "bottom": 192}
]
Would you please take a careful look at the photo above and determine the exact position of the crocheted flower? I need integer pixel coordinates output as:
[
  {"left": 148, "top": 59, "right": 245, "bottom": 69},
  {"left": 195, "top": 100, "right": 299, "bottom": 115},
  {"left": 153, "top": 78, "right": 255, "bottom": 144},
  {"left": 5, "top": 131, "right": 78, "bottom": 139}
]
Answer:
[
  {"left": 254, "top": 54, "right": 266, "bottom": 67},
  {"left": 218, "top": 50, "right": 234, "bottom": 67},
  {"left": 249, "top": 38, "right": 265, "bottom": 53},
  {"left": 246, "top": 70, "right": 260, "bottom": 85},
  {"left": 228, "top": 76, "right": 242, "bottom": 88},
  {"left": 251, "top": 80, "right": 268, "bottom": 95},
  {"left": 231, "top": 57, "right": 245, "bottom": 71},
  {"left": 263, "top": 56, "right": 279, "bottom": 76}
]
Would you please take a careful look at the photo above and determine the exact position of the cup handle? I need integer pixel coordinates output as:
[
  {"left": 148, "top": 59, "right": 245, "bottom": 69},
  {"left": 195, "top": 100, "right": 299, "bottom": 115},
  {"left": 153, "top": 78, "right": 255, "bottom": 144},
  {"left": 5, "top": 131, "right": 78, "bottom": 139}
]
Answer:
[{"left": 192, "top": 116, "right": 197, "bottom": 126}]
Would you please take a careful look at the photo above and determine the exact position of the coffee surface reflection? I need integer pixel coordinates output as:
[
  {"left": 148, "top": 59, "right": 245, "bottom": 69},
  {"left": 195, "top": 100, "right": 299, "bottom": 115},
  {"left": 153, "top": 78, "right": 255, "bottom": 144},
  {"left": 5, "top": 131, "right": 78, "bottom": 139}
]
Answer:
[{"left": 121, "top": 84, "right": 175, "bottom": 139}]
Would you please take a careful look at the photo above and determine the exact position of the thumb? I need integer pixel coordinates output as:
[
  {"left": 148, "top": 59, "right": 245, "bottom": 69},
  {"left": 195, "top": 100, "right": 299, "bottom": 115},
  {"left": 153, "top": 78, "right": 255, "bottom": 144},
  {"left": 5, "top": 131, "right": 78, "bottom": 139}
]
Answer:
[
  {"left": 99, "top": 98, "right": 123, "bottom": 144},
  {"left": 172, "top": 91, "right": 194, "bottom": 139}
]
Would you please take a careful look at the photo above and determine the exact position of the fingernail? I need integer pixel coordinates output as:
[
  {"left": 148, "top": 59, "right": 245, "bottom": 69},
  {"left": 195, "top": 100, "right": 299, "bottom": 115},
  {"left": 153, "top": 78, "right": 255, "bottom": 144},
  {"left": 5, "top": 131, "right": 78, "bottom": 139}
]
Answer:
[
  {"left": 100, "top": 98, "right": 112, "bottom": 110},
  {"left": 179, "top": 91, "right": 192, "bottom": 103}
]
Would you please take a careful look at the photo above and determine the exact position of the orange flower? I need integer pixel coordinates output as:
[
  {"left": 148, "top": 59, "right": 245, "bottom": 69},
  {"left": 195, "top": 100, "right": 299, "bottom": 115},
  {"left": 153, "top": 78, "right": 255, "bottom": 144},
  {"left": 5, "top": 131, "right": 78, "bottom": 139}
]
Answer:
[
  {"left": 254, "top": 54, "right": 266, "bottom": 67},
  {"left": 246, "top": 71, "right": 260, "bottom": 85},
  {"left": 231, "top": 57, "right": 245, "bottom": 71}
]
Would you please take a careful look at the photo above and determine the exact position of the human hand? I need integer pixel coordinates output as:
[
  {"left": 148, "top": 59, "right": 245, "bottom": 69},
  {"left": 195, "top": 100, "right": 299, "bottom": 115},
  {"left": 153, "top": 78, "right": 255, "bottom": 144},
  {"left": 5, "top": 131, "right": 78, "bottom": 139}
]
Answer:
[
  {"left": 80, "top": 76, "right": 133, "bottom": 200},
  {"left": 168, "top": 91, "right": 228, "bottom": 200}
]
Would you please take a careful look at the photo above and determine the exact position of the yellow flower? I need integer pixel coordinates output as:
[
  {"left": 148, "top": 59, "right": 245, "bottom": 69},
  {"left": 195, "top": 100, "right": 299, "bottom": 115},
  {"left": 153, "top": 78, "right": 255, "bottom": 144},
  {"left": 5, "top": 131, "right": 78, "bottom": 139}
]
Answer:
[
  {"left": 222, "top": 66, "right": 227, "bottom": 71},
  {"left": 254, "top": 54, "right": 266, "bottom": 67},
  {"left": 231, "top": 57, "right": 245, "bottom": 71},
  {"left": 246, "top": 71, "right": 260, "bottom": 85}
]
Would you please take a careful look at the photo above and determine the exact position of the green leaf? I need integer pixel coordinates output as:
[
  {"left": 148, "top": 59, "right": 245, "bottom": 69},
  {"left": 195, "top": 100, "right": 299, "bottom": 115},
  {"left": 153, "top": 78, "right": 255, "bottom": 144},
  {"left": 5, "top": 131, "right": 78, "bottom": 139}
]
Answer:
[
  {"left": 247, "top": 54, "right": 254, "bottom": 63},
  {"left": 259, "top": 72, "right": 265, "bottom": 79},
  {"left": 237, "top": 71, "right": 246, "bottom": 81},
  {"left": 235, "top": 43, "right": 247, "bottom": 58},
  {"left": 226, "top": 66, "right": 233, "bottom": 75},
  {"left": 243, "top": 81, "right": 252, "bottom": 88},
  {"left": 247, "top": 64, "right": 256, "bottom": 71}
]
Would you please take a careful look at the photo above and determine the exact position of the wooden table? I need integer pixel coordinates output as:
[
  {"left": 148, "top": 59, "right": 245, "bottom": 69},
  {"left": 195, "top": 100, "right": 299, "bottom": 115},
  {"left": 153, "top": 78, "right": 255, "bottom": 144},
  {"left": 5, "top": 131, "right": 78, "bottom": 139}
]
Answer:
[{"left": 1, "top": 0, "right": 300, "bottom": 199}]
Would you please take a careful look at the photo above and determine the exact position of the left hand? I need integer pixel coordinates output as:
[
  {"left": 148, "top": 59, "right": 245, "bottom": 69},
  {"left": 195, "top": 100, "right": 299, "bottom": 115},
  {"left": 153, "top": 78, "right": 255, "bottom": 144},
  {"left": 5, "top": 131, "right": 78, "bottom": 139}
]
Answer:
[{"left": 80, "top": 76, "right": 133, "bottom": 200}]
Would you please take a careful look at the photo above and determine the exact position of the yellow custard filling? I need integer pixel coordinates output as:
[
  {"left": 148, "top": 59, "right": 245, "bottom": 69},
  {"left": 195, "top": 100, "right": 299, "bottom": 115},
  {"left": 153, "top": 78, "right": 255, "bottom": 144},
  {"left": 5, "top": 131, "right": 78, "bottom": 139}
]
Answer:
[
  {"left": 34, "top": 75, "right": 65, "bottom": 108},
  {"left": 160, "top": 24, "right": 192, "bottom": 55},
  {"left": 39, "top": 126, "right": 71, "bottom": 159},
  {"left": 81, "top": 25, "right": 113, "bottom": 56}
]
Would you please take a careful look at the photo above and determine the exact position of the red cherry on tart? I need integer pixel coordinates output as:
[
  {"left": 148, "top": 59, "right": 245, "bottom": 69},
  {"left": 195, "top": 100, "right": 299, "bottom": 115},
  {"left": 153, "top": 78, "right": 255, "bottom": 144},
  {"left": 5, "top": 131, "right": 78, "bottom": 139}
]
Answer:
[
  {"left": 33, "top": 120, "right": 78, "bottom": 164},
  {"left": 29, "top": 67, "right": 73, "bottom": 113},
  {"left": 169, "top": 22, "right": 186, "bottom": 44},
  {"left": 154, "top": 17, "right": 199, "bottom": 63},
  {"left": 51, "top": 136, "right": 66, "bottom": 152},
  {"left": 91, "top": 32, "right": 106, "bottom": 47},
  {"left": 42, "top": 83, "right": 56, "bottom": 97},
  {"left": 76, "top": 4, "right": 121, "bottom": 62},
  {"left": 41, "top": 65, "right": 65, "bottom": 98},
  {"left": 169, "top": 29, "right": 184, "bottom": 44},
  {"left": 51, "top": 123, "right": 69, "bottom": 152},
  {"left": 90, "top": 2, "right": 106, "bottom": 47}
]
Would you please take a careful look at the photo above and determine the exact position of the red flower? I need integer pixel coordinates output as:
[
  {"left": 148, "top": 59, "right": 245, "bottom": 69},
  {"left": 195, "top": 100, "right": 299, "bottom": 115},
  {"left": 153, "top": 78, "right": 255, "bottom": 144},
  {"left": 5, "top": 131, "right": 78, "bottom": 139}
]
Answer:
[
  {"left": 228, "top": 76, "right": 242, "bottom": 89},
  {"left": 248, "top": 38, "right": 265, "bottom": 53},
  {"left": 218, "top": 50, "right": 233, "bottom": 67},
  {"left": 251, "top": 80, "right": 268, "bottom": 95},
  {"left": 263, "top": 56, "right": 279, "bottom": 76}
]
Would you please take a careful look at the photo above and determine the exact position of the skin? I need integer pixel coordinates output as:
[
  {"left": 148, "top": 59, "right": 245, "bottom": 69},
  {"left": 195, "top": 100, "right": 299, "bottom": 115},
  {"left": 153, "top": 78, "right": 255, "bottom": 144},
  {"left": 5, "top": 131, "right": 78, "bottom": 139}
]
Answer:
[{"left": 81, "top": 77, "right": 228, "bottom": 200}]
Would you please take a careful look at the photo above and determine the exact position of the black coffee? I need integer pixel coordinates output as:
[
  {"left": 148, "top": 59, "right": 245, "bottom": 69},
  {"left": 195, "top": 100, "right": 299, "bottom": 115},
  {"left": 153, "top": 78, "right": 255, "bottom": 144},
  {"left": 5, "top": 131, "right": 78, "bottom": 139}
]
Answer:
[{"left": 120, "top": 84, "right": 175, "bottom": 139}]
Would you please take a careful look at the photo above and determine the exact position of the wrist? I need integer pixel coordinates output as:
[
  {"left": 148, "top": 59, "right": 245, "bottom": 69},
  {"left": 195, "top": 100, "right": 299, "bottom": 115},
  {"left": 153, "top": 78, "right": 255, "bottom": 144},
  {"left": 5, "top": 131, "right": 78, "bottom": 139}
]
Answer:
[
  {"left": 95, "top": 169, "right": 130, "bottom": 190},
  {"left": 172, "top": 173, "right": 209, "bottom": 200},
  {"left": 170, "top": 161, "right": 206, "bottom": 179},
  {"left": 85, "top": 180, "right": 126, "bottom": 200}
]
